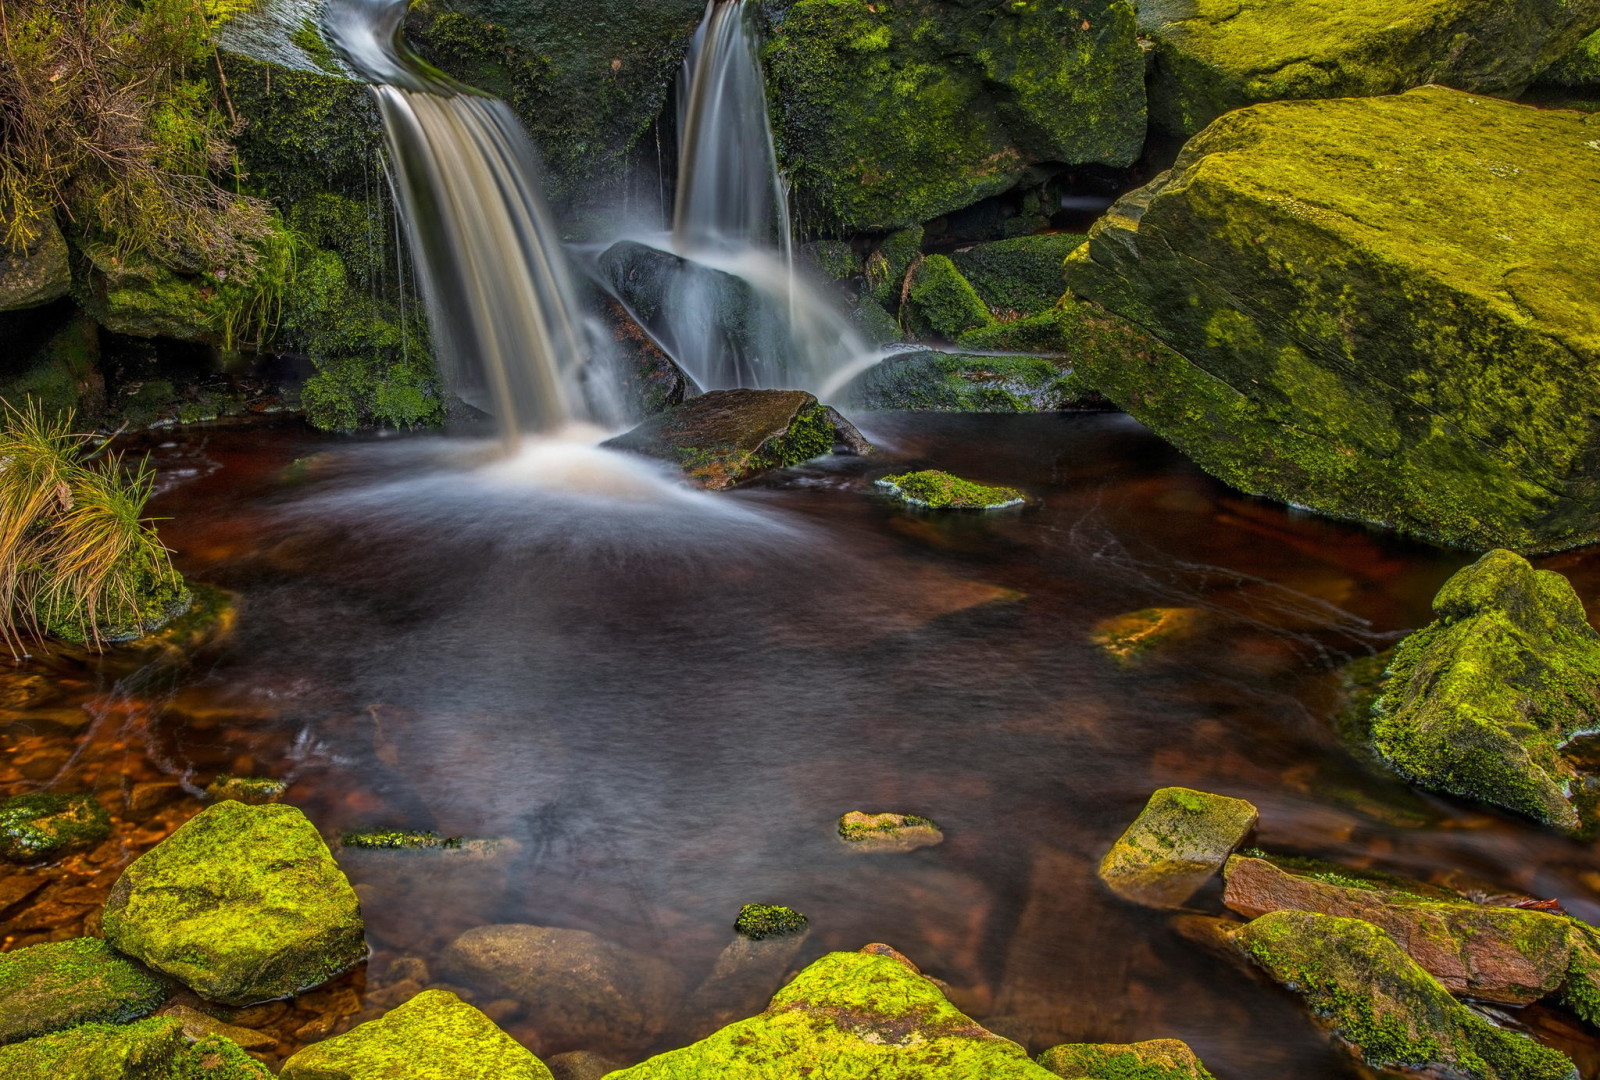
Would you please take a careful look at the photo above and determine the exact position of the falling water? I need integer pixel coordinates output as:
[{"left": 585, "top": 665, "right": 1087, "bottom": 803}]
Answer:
[{"left": 322, "top": 0, "right": 591, "bottom": 436}]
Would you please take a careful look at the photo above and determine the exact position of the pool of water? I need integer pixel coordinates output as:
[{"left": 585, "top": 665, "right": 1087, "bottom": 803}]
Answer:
[{"left": 6, "top": 410, "right": 1600, "bottom": 1076}]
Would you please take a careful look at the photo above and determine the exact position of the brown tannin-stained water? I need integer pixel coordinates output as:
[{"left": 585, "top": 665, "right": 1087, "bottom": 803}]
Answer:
[{"left": 8, "top": 411, "right": 1600, "bottom": 1077}]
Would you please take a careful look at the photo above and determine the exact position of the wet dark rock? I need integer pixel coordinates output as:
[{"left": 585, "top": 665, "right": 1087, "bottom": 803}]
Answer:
[
  {"left": 1233, "top": 910, "right": 1577, "bottom": 1080},
  {"left": 849, "top": 350, "right": 1100, "bottom": 413},
  {"left": 0, "top": 1016, "right": 271, "bottom": 1079},
  {"left": 103, "top": 801, "right": 366, "bottom": 1006},
  {"left": 598, "top": 299, "right": 687, "bottom": 420},
  {"left": 0, "top": 937, "right": 169, "bottom": 1045},
  {"left": 0, "top": 222, "right": 71, "bottom": 312},
  {"left": 1097, "top": 787, "right": 1258, "bottom": 909},
  {"left": 280, "top": 988, "right": 553, "bottom": 1080},
  {"left": 686, "top": 930, "right": 811, "bottom": 1041},
  {"left": 1038, "top": 1038, "right": 1215, "bottom": 1079},
  {"left": 836, "top": 811, "right": 944, "bottom": 853},
  {"left": 603, "top": 389, "right": 870, "bottom": 491},
  {"left": 0, "top": 793, "right": 111, "bottom": 863}
]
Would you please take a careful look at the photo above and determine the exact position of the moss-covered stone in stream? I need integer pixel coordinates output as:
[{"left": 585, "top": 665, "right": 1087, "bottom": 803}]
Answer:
[
  {"left": 1235, "top": 911, "right": 1577, "bottom": 1080},
  {"left": 204, "top": 776, "right": 285, "bottom": 805},
  {"left": 1140, "top": 0, "right": 1600, "bottom": 138},
  {"left": 849, "top": 349, "right": 1100, "bottom": 412},
  {"left": 280, "top": 989, "right": 553, "bottom": 1080},
  {"left": 865, "top": 226, "right": 925, "bottom": 307},
  {"left": 1037, "top": 1039, "right": 1215, "bottom": 1079},
  {"left": 1064, "top": 87, "right": 1600, "bottom": 554},
  {"left": 949, "top": 234, "right": 1077, "bottom": 318},
  {"left": 904, "top": 256, "right": 995, "bottom": 340},
  {"left": 764, "top": 0, "right": 1146, "bottom": 232},
  {"left": 38, "top": 562, "right": 191, "bottom": 646},
  {"left": 1098, "top": 787, "right": 1257, "bottom": 909},
  {"left": 102, "top": 800, "right": 366, "bottom": 1006},
  {"left": 875, "top": 470, "right": 1024, "bottom": 510},
  {"left": 606, "top": 948, "right": 1059, "bottom": 1079},
  {"left": 0, "top": 793, "right": 111, "bottom": 863},
  {"left": 734, "top": 904, "right": 810, "bottom": 941},
  {"left": 0, "top": 938, "right": 169, "bottom": 1045},
  {"left": 0, "top": 1017, "right": 271, "bottom": 1079}
]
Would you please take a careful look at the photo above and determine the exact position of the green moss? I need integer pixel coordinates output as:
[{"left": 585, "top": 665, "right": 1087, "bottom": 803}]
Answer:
[
  {"left": 1536, "top": 29, "right": 1600, "bottom": 91},
  {"left": 288, "top": 18, "right": 342, "bottom": 75},
  {"left": 204, "top": 776, "right": 286, "bottom": 804},
  {"left": 0, "top": 938, "right": 168, "bottom": 1044},
  {"left": 852, "top": 348, "right": 1095, "bottom": 412},
  {"left": 1037, "top": 1039, "right": 1214, "bottom": 1080},
  {"left": 733, "top": 904, "right": 810, "bottom": 941},
  {"left": 876, "top": 469, "right": 1024, "bottom": 510},
  {"left": 866, "top": 226, "right": 924, "bottom": 307},
  {"left": 802, "top": 240, "right": 860, "bottom": 281},
  {"left": 38, "top": 563, "right": 190, "bottom": 646},
  {"left": 341, "top": 830, "right": 464, "bottom": 850},
  {"left": 949, "top": 234, "right": 1077, "bottom": 317},
  {"left": 0, "top": 1017, "right": 272, "bottom": 1079},
  {"left": 0, "top": 793, "right": 111, "bottom": 862},
  {"left": 1098, "top": 786, "right": 1257, "bottom": 907},
  {"left": 905, "top": 256, "right": 996, "bottom": 340},
  {"left": 838, "top": 813, "right": 938, "bottom": 840}
]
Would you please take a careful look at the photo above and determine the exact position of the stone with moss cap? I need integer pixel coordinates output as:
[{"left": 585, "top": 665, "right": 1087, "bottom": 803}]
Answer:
[
  {"left": 1140, "top": 0, "right": 1600, "bottom": 138},
  {"left": 605, "top": 946, "right": 1059, "bottom": 1079},
  {"left": 1038, "top": 1039, "right": 1215, "bottom": 1079},
  {"left": 0, "top": 220, "right": 70, "bottom": 312},
  {"left": 837, "top": 811, "right": 944, "bottom": 853},
  {"left": 102, "top": 800, "right": 365, "bottom": 1006},
  {"left": 280, "top": 989, "right": 551, "bottom": 1080},
  {"left": 0, "top": 1017, "right": 271, "bottom": 1079},
  {"left": 1066, "top": 88, "right": 1600, "bottom": 553},
  {"left": 0, "top": 937, "right": 169, "bottom": 1045},
  {"left": 904, "top": 256, "right": 995, "bottom": 340},
  {"left": 848, "top": 350, "right": 1100, "bottom": 413},
  {"left": 875, "top": 470, "right": 1024, "bottom": 510},
  {"left": 1362, "top": 550, "right": 1600, "bottom": 832},
  {"left": 949, "top": 234, "right": 1078, "bottom": 320},
  {"left": 1098, "top": 788, "right": 1257, "bottom": 909},
  {"left": 0, "top": 793, "right": 110, "bottom": 863},
  {"left": 1234, "top": 911, "right": 1577, "bottom": 1080},
  {"left": 204, "top": 776, "right": 285, "bottom": 805},
  {"left": 734, "top": 904, "right": 809, "bottom": 941}
]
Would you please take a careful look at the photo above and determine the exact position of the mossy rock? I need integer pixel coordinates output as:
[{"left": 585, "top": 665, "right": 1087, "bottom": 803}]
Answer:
[
  {"left": 280, "top": 989, "right": 553, "bottom": 1080},
  {"left": 0, "top": 1017, "right": 271, "bottom": 1079},
  {"left": 0, "top": 306, "right": 104, "bottom": 421},
  {"left": 1536, "top": 28, "right": 1600, "bottom": 91},
  {"left": 1037, "top": 1038, "right": 1215, "bottom": 1079},
  {"left": 339, "top": 829, "right": 462, "bottom": 850},
  {"left": 1140, "top": 0, "right": 1600, "bottom": 137},
  {"left": 605, "top": 948, "right": 1060, "bottom": 1079},
  {"left": 0, "top": 938, "right": 169, "bottom": 1045},
  {"left": 1235, "top": 911, "right": 1577, "bottom": 1080},
  {"left": 0, "top": 220, "right": 71, "bottom": 312},
  {"left": 204, "top": 776, "right": 286, "bottom": 805},
  {"left": 875, "top": 470, "right": 1024, "bottom": 510},
  {"left": 604, "top": 389, "right": 869, "bottom": 490},
  {"left": 1097, "top": 787, "right": 1258, "bottom": 909},
  {"left": 102, "top": 801, "right": 366, "bottom": 1006},
  {"left": 849, "top": 349, "right": 1096, "bottom": 412},
  {"left": 904, "top": 255, "right": 996, "bottom": 340},
  {"left": 1361, "top": 550, "right": 1600, "bottom": 832},
  {"left": 1065, "top": 87, "right": 1600, "bottom": 553},
  {"left": 764, "top": 0, "right": 1146, "bottom": 232},
  {"left": 38, "top": 563, "right": 191, "bottom": 646},
  {"left": 865, "top": 226, "right": 925, "bottom": 307},
  {"left": 949, "top": 234, "right": 1078, "bottom": 318},
  {"left": 734, "top": 904, "right": 810, "bottom": 941},
  {"left": 0, "top": 793, "right": 111, "bottom": 863}
]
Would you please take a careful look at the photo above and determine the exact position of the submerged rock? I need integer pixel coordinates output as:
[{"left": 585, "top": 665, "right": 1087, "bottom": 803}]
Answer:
[
  {"left": 280, "top": 989, "right": 553, "bottom": 1080},
  {"left": 1065, "top": 87, "right": 1600, "bottom": 553},
  {"left": 546, "top": 1051, "right": 627, "bottom": 1080},
  {"left": 204, "top": 776, "right": 286, "bottom": 805},
  {"left": 159, "top": 1003, "right": 277, "bottom": 1052},
  {"left": 836, "top": 811, "right": 945, "bottom": 853},
  {"left": 875, "top": 470, "right": 1024, "bottom": 510},
  {"left": 1361, "top": 550, "right": 1600, "bottom": 831},
  {"left": 1037, "top": 1039, "right": 1215, "bottom": 1079},
  {"left": 0, "top": 938, "right": 169, "bottom": 1045},
  {"left": 1091, "top": 608, "right": 1202, "bottom": 666},
  {"left": 0, "top": 221, "right": 70, "bottom": 312},
  {"left": 687, "top": 915, "right": 812, "bottom": 1039},
  {"left": 848, "top": 350, "right": 1101, "bottom": 413},
  {"left": 0, "top": 1017, "right": 271, "bottom": 1079},
  {"left": 1098, "top": 787, "right": 1258, "bottom": 909},
  {"left": 1234, "top": 911, "right": 1577, "bottom": 1080},
  {"left": 102, "top": 801, "right": 366, "bottom": 1006},
  {"left": 604, "top": 390, "right": 870, "bottom": 490},
  {"left": 606, "top": 946, "right": 1058, "bottom": 1079},
  {"left": 1141, "top": 0, "right": 1600, "bottom": 137},
  {"left": 0, "top": 793, "right": 111, "bottom": 863}
]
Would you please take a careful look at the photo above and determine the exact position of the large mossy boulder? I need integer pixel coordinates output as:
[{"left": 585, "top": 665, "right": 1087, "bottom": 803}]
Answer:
[
  {"left": 102, "top": 801, "right": 366, "bottom": 1006},
  {"left": 280, "top": 989, "right": 553, "bottom": 1080},
  {"left": 1038, "top": 1039, "right": 1214, "bottom": 1079},
  {"left": 1140, "top": 0, "right": 1600, "bottom": 137},
  {"left": 0, "top": 1017, "right": 271, "bottom": 1080},
  {"left": 948, "top": 234, "right": 1078, "bottom": 319},
  {"left": 1359, "top": 550, "right": 1600, "bottom": 832},
  {"left": 1065, "top": 87, "right": 1600, "bottom": 553},
  {"left": 607, "top": 947, "right": 1059, "bottom": 1079},
  {"left": 0, "top": 938, "right": 168, "bottom": 1045},
  {"left": 1234, "top": 911, "right": 1576, "bottom": 1080},
  {"left": 1097, "top": 787, "right": 1258, "bottom": 909},
  {"left": 763, "top": 0, "right": 1146, "bottom": 232}
]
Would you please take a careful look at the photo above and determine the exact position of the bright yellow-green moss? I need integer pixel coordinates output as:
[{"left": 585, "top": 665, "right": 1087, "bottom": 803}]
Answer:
[
  {"left": 875, "top": 470, "right": 1024, "bottom": 509},
  {"left": 734, "top": 904, "right": 810, "bottom": 941},
  {"left": 905, "top": 255, "right": 996, "bottom": 339},
  {"left": 0, "top": 1017, "right": 271, "bottom": 1079},
  {"left": 1098, "top": 786, "right": 1257, "bottom": 908},
  {"left": 0, "top": 794, "right": 111, "bottom": 862},
  {"left": 1038, "top": 1039, "right": 1215, "bottom": 1080},
  {"left": 0, "top": 938, "right": 167, "bottom": 1044}
]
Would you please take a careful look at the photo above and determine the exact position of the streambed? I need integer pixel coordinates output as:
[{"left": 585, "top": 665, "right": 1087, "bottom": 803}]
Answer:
[{"left": 5, "top": 411, "right": 1600, "bottom": 1077}]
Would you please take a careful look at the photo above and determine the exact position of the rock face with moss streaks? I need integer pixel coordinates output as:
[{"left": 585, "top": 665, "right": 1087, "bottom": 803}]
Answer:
[
  {"left": 1037, "top": 1039, "right": 1215, "bottom": 1079},
  {"left": 1234, "top": 911, "right": 1577, "bottom": 1080},
  {"left": 102, "top": 801, "right": 366, "bottom": 1006},
  {"left": 1066, "top": 87, "right": 1600, "bottom": 553},
  {"left": 1098, "top": 787, "right": 1257, "bottom": 908},
  {"left": 0, "top": 1017, "right": 271, "bottom": 1080},
  {"left": 0, "top": 938, "right": 168, "bottom": 1045},
  {"left": 0, "top": 222, "right": 71, "bottom": 311}
]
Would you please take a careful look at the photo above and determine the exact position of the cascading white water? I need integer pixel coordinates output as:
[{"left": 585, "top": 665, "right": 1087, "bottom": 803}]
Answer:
[{"left": 322, "top": 0, "right": 591, "bottom": 436}]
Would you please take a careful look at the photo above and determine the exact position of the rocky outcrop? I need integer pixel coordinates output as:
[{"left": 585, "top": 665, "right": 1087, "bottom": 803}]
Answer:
[
  {"left": 1358, "top": 550, "right": 1600, "bottom": 831},
  {"left": 1140, "top": 0, "right": 1600, "bottom": 137},
  {"left": 0, "top": 938, "right": 168, "bottom": 1045},
  {"left": 1065, "top": 87, "right": 1600, "bottom": 553},
  {"left": 1038, "top": 1039, "right": 1214, "bottom": 1079},
  {"left": 764, "top": 0, "right": 1146, "bottom": 232},
  {"left": 280, "top": 989, "right": 554, "bottom": 1080},
  {"left": 1234, "top": 911, "right": 1577, "bottom": 1080},
  {"left": 948, "top": 234, "right": 1077, "bottom": 320},
  {"left": 0, "top": 1017, "right": 271, "bottom": 1079},
  {"left": 1098, "top": 787, "right": 1258, "bottom": 908},
  {"left": 604, "top": 389, "right": 870, "bottom": 490},
  {"left": 0, "top": 793, "right": 111, "bottom": 863},
  {"left": 0, "top": 221, "right": 70, "bottom": 312},
  {"left": 102, "top": 801, "right": 366, "bottom": 1006}
]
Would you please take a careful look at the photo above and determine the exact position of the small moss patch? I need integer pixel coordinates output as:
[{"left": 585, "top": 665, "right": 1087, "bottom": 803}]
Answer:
[
  {"left": 341, "top": 830, "right": 464, "bottom": 851},
  {"left": 734, "top": 905, "right": 810, "bottom": 941},
  {"left": 875, "top": 470, "right": 1024, "bottom": 510}
]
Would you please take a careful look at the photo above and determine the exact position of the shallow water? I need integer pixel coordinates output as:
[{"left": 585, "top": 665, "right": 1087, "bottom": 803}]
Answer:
[{"left": 7, "top": 411, "right": 1600, "bottom": 1076}]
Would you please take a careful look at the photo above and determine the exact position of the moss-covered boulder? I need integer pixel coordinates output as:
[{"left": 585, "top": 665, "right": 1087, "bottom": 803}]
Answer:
[
  {"left": 604, "top": 389, "right": 869, "bottom": 490},
  {"left": 204, "top": 776, "right": 285, "bottom": 805},
  {"left": 874, "top": 470, "right": 1024, "bottom": 510},
  {"left": 1097, "top": 787, "right": 1257, "bottom": 908},
  {"left": 606, "top": 947, "right": 1060, "bottom": 1079},
  {"left": 837, "top": 811, "right": 945, "bottom": 852},
  {"left": 0, "top": 938, "right": 169, "bottom": 1045},
  {"left": 0, "top": 1017, "right": 271, "bottom": 1079},
  {"left": 0, "top": 793, "right": 111, "bottom": 863},
  {"left": 1065, "top": 87, "right": 1600, "bottom": 553},
  {"left": 0, "top": 221, "right": 71, "bottom": 312},
  {"left": 734, "top": 904, "right": 810, "bottom": 941},
  {"left": 1234, "top": 911, "right": 1577, "bottom": 1080},
  {"left": 848, "top": 350, "right": 1100, "bottom": 412},
  {"left": 102, "top": 800, "right": 365, "bottom": 1006},
  {"left": 904, "top": 256, "right": 995, "bottom": 340},
  {"left": 280, "top": 989, "right": 552, "bottom": 1080},
  {"left": 1038, "top": 1039, "right": 1214, "bottom": 1079},
  {"left": 948, "top": 234, "right": 1077, "bottom": 319},
  {"left": 1358, "top": 550, "right": 1600, "bottom": 831},
  {"left": 1141, "top": 0, "right": 1600, "bottom": 137},
  {"left": 764, "top": 0, "right": 1146, "bottom": 232},
  {"left": 1536, "top": 28, "right": 1600, "bottom": 91}
]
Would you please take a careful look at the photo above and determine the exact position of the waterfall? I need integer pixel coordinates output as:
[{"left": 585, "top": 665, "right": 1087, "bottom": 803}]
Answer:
[{"left": 322, "top": 0, "right": 591, "bottom": 436}]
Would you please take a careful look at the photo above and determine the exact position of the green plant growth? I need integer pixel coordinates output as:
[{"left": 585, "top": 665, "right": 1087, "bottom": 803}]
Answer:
[
  {"left": 904, "top": 256, "right": 996, "bottom": 340},
  {"left": 0, "top": 403, "right": 187, "bottom": 649},
  {"left": 341, "top": 830, "right": 464, "bottom": 850},
  {"left": 0, "top": 792, "right": 112, "bottom": 861},
  {"left": 875, "top": 470, "right": 1024, "bottom": 510},
  {"left": 733, "top": 904, "right": 809, "bottom": 941}
]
